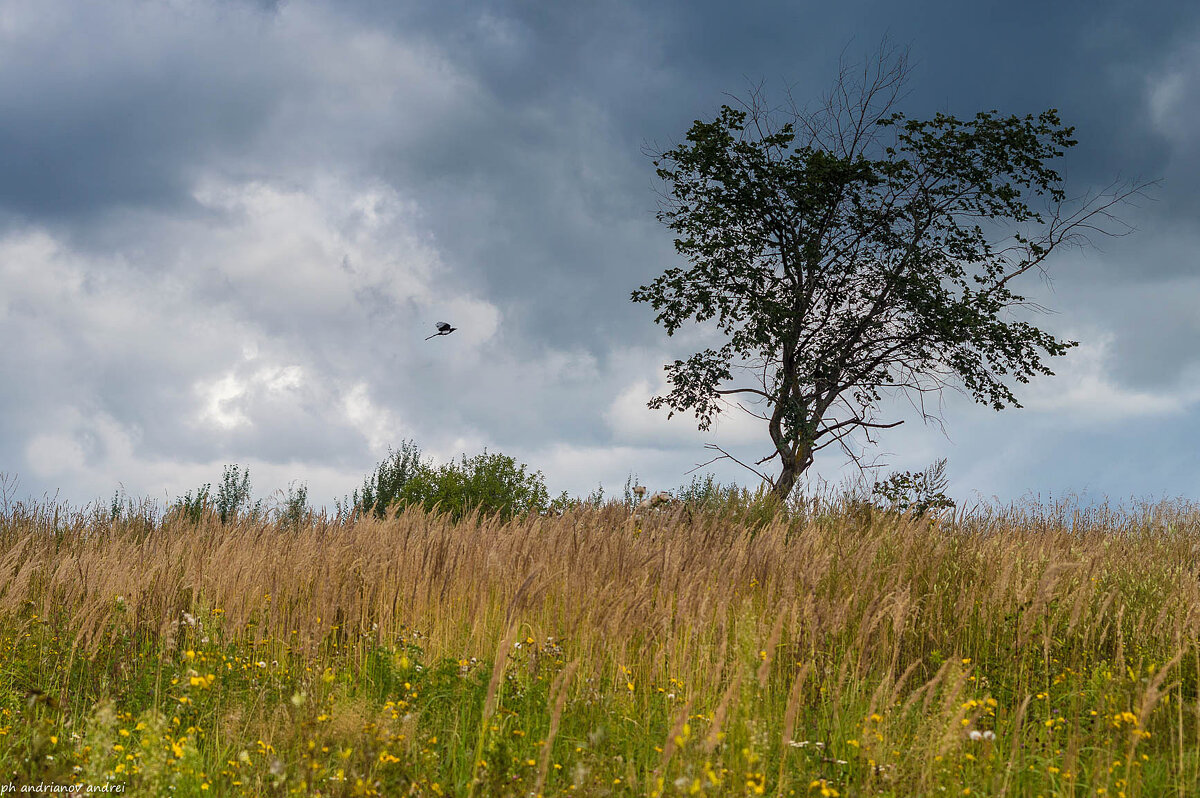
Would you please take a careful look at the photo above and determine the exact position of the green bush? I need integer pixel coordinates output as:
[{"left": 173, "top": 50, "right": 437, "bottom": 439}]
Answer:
[
  {"left": 215, "top": 464, "right": 262, "bottom": 523},
  {"left": 169, "top": 464, "right": 264, "bottom": 524},
  {"left": 170, "top": 483, "right": 211, "bottom": 525},
  {"left": 871, "top": 458, "right": 956, "bottom": 517},
  {"left": 355, "top": 442, "right": 551, "bottom": 521},
  {"left": 354, "top": 440, "right": 425, "bottom": 518},
  {"left": 276, "top": 481, "right": 310, "bottom": 529}
]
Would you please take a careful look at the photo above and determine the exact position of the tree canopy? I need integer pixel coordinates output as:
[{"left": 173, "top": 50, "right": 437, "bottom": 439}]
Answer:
[{"left": 633, "top": 54, "right": 1144, "bottom": 500}]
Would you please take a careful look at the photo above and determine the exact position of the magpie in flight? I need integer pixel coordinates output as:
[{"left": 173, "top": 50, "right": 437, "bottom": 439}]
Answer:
[{"left": 425, "top": 321, "right": 457, "bottom": 340}]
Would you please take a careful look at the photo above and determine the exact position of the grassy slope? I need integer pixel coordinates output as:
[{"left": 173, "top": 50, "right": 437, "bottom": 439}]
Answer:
[{"left": 0, "top": 499, "right": 1198, "bottom": 796}]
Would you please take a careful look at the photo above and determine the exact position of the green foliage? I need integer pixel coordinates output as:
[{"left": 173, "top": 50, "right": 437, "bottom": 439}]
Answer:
[
  {"left": 356, "top": 441, "right": 551, "bottom": 521},
  {"left": 872, "top": 457, "right": 956, "bottom": 516},
  {"left": 168, "top": 465, "right": 263, "bottom": 525},
  {"left": 405, "top": 450, "right": 550, "bottom": 521},
  {"left": 633, "top": 54, "right": 1139, "bottom": 499},
  {"left": 674, "top": 473, "right": 788, "bottom": 528},
  {"left": 354, "top": 439, "right": 425, "bottom": 519},
  {"left": 276, "top": 481, "right": 310, "bottom": 529},
  {"left": 215, "top": 464, "right": 262, "bottom": 524},
  {"left": 675, "top": 473, "right": 739, "bottom": 508},
  {"left": 171, "top": 483, "right": 211, "bottom": 525}
]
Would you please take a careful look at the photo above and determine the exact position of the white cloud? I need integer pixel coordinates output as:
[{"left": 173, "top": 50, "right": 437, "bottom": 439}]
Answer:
[
  {"left": 0, "top": 170, "right": 507, "bottom": 501},
  {"left": 25, "top": 433, "right": 87, "bottom": 478},
  {"left": 342, "top": 383, "right": 407, "bottom": 456},
  {"left": 1021, "top": 333, "right": 1200, "bottom": 421}
]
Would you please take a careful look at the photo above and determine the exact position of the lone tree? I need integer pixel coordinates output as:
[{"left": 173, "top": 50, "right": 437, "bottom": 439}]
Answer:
[{"left": 633, "top": 52, "right": 1145, "bottom": 501}]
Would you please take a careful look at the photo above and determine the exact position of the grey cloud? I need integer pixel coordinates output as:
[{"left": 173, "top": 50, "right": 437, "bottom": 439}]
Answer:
[{"left": 2, "top": 0, "right": 1199, "bottom": 508}]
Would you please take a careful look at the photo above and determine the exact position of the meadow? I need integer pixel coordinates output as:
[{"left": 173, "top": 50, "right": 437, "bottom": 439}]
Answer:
[{"left": 1, "top": 491, "right": 1198, "bottom": 797}]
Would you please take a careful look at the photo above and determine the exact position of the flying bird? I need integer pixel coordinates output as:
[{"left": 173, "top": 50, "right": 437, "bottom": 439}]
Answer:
[{"left": 425, "top": 321, "right": 457, "bottom": 340}]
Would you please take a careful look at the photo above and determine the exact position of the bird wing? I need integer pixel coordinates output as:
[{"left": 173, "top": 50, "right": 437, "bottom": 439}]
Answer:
[{"left": 436, "top": 321, "right": 452, "bottom": 331}]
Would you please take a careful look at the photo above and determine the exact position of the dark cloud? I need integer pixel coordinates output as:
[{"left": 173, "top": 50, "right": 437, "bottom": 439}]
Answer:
[{"left": 0, "top": 0, "right": 1198, "bottom": 507}]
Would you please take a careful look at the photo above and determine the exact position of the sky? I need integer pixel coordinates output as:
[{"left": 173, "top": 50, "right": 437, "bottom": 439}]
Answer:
[{"left": 1, "top": 0, "right": 1198, "bottom": 511}]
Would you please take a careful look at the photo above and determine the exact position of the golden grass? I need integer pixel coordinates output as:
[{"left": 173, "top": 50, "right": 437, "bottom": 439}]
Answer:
[{"left": 1, "top": 496, "right": 1199, "bottom": 795}]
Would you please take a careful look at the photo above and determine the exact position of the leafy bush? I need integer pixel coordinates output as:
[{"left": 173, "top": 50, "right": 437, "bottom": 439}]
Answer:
[
  {"left": 354, "top": 440, "right": 425, "bottom": 519},
  {"left": 215, "top": 464, "right": 263, "bottom": 523},
  {"left": 871, "top": 458, "right": 956, "bottom": 517},
  {"left": 169, "top": 464, "right": 264, "bottom": 525},
  {"left": 355, "top": 442, "right": 551, "bottom": 521},
  {"left": 171, "top": 483, "right": 211, "bottom": 525},
  {"left": 276, "top": 481, "right": 310, "bottom": 529}
]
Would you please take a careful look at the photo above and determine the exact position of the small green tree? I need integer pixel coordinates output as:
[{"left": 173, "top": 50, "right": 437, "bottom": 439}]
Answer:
[
  {"left": 214, "top": 464, "right": 262, "bottom": 524},
  {"left": 277, "top": 481, "right": 310, "bottom": 529},
  {"left": 633, "top": 50, "right": 1146, "bottom": 501},
  {"left": 355, "top": 440, "right": 425, "bottom": 518}
]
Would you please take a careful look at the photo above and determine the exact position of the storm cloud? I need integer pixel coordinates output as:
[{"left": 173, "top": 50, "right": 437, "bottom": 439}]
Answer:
[{"left": 2, "top": 0, "right": 1198, "bottom": 507}]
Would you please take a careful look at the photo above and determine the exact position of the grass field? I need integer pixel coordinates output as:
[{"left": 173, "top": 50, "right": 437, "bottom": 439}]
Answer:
[{"left": 1, "top": 495, "right": 1198, "bottom": 796}]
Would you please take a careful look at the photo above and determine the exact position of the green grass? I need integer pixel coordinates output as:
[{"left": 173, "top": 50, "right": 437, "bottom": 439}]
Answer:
[{"left": 1, "top": 498, "right": 1198, "bottom": 796}]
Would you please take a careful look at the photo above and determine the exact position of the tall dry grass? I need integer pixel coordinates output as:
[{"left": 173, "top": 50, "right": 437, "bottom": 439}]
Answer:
[{"left": 2, "top": 494, "right": 1200, "bottom": 794}]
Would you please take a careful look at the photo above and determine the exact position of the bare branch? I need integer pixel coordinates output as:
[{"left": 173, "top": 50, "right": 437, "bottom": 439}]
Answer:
[{"left": 685, "top": 443, "right": 772, "bottom": 485}]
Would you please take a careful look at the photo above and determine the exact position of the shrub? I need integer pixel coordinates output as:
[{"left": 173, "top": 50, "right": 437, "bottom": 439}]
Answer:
[
  {"left": 170, "top": 464, "right": 264, "bottom": 525},
  {"left": 871, "top": 458, "right": 956, "bottom": 517},
  {"left": 215, "top": 464, "right": 263, "bottom": 523},
  {"left": 277, "top": 481, "right": 310, "bottom": 529},
  {"left": 354, "top": 440, "right": 425, "bottom": 519},
  {"left": 170, "top": 483, "right": 211, "bottom": 525},
  {"left": 356, "top": 442, "right": 551, "bottom": 521}
]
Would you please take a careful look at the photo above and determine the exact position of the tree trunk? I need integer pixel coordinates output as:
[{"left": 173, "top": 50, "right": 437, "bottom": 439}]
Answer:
[
  {"left": 771, "top": 462, "right": 798, "bottom": 503},
  {"left": 770, "top": 444, "right": 813, "bottom": 503}
]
